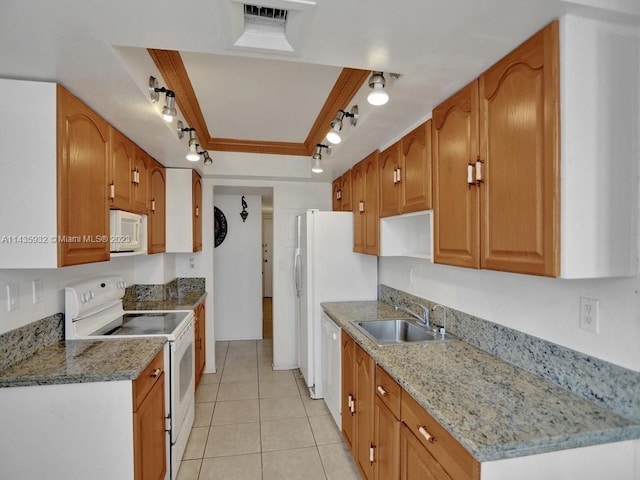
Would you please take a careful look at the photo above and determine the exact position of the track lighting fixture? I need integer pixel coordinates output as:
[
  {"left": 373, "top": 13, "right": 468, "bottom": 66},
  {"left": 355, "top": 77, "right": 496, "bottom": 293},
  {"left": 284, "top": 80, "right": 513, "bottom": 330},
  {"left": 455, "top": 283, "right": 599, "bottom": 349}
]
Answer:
[
  {"left": 187, "top": 129, "right": 201, "bottom": 162},
  {"left": 201, "top": 151, "right": 213, "bottom": 166},
  {"left": 311, "top": 144, "right": 330, "bottom": 173},
  {"left": 177, "top": 121, "right": 201, "bottom": 162},
  {"left": 149, "top": 75, "right": 177, "bottom": 122},
  {"left": 367, "top": 71, "right": 389, "bottom": 106},
  {"left": 325, "top": 105, "right": 358, "bottom": 145}
]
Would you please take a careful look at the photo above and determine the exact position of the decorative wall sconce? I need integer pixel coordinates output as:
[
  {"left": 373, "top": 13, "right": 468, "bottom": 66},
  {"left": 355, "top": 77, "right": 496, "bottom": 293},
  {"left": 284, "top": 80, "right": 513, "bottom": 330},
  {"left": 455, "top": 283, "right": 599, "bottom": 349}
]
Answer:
[
  {"left": 311, "top": 144, "right": 331, "bottom": 173},
  {"left": 240, "top": 196, "right": 249, "bottom": 222},
  {"left": 325, "top": 106, "right": 358, "bottom": 145},
  {"left": 149, "top": 75, "right": 177, "bottom": 122}
]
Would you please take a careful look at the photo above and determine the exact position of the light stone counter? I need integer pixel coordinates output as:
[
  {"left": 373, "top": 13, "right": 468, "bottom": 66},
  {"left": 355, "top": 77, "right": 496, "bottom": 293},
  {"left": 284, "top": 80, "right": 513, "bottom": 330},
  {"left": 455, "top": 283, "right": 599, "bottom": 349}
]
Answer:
[
  {"left": 0, "top": 337, "right": 166, "bottom": 387},
  {"left": 322, "top": 301, "right": 640, "bottom": 462}
]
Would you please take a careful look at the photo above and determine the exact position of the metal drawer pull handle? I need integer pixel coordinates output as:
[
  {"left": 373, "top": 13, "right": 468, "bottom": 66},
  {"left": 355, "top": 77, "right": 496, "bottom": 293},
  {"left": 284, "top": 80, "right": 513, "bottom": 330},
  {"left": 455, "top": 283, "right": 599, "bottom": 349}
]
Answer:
[
  {"left": 377, "top": 385, "right": 387, "bottom": 396},
  {"left": 418, "top": 425, "right": 435, "bottom": 443},
  {"left": 150, "top": 368, "right": 162, "bottom": 379}
]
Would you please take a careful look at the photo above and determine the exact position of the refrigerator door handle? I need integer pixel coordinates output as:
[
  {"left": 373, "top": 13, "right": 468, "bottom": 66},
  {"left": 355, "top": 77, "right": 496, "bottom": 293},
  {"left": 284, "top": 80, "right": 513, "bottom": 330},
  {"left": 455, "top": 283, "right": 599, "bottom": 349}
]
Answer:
[{"left": 294, "top": 253, "right": 302, "bottom": 297}]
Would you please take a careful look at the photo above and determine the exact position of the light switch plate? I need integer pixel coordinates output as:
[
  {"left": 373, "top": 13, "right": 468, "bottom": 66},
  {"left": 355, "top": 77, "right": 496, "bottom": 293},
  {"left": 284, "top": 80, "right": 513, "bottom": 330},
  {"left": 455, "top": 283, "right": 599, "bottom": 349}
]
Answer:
[
  {"left": 7, "top": 283, "right": 19, "bottom": 311},
  {"left": 32, "top": 279, "right": 43, "bottom": 304}
]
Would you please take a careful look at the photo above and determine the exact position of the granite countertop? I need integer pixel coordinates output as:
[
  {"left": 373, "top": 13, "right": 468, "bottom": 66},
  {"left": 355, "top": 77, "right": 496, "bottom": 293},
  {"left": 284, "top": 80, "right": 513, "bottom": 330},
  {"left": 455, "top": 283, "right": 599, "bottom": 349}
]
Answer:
[
  {"left": 322, "top": 301, "right": 640, "bottom": 463},
  {"left": 123, "top": 292, "right": 206, "bottom": 312},
  {"left": 0, "top": 337, "right": 166, "bottom": 388}
]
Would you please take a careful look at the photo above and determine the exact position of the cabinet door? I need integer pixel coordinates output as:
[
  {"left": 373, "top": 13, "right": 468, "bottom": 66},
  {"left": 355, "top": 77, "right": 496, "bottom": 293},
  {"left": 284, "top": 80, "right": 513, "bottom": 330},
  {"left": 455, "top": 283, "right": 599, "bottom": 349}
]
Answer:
[
  {"left": 432, "top": 80, "right": 480, "bottom": 269},
  {"left": 134, "top": 373, "right": 166, "bottom": 480},
  {"left": 192, "top": 170, "right": 203, "bottom": 252},
  {"left": 479, "top": 21, "right": 559, "bottom": 277},
  {"left": 133, "top": 148, "right": 150, "bottom": 214},
  {"left": 355, "top": 343, "right": 375, "bottom": 480},
  {"left": 109, "top": 127, "right": 134, "bottom": 211},
  {"left": 341, "top": 331, "right": 356, "bottom": 453},
  {"left": 195, "top": 302, "right": 206, "bottom": 387},
  {"left": 332, "top": 178, "right": 342, "bottom": 211},
  {"left": 148, "top": 161, "right": 166, "bottom": 254},
  {"left": 400, "top": 425, "right": 452, "bottom": 480},
  {"left": 401, "top": 120, "right": 432, "bottom": 213},
  {"left": 340, "top": 170, "right": 352, "bottom": 211},
  {"left": 351, "top": 162, "right": 365, "bottom": 253},
  {"left": 374, "top": 397, "right": 400, "bottom": 480},
  {"left": 379, "top": 142, "right": 401, "bottom": 218},
  {"left": 363, "top": 151, "right": 380, "bottom": 256},
  {"left": 57, "top": 86, "right": 110, "bottom": 267}
]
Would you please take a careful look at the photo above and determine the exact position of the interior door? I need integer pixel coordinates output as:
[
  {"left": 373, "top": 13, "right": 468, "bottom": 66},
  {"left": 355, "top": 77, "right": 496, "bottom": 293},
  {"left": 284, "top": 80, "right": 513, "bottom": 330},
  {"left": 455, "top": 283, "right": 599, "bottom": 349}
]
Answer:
[{"left": 262, "top": 216, "right": 273, "bottom": 297}]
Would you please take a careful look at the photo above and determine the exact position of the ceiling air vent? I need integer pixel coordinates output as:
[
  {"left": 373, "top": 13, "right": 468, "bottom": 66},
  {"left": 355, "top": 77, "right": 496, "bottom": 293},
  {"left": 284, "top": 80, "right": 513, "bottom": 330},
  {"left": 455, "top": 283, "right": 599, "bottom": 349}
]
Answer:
[{"left": 244, "top": 4, "right": 288, "bottom": 27}]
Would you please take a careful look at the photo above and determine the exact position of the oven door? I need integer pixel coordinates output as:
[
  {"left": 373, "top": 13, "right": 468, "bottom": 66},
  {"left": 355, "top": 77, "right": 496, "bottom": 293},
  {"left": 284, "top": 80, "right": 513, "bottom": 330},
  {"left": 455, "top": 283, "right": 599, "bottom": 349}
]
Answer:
[{"left": 172, "top": 318, "right": 195, "bottom": 444}]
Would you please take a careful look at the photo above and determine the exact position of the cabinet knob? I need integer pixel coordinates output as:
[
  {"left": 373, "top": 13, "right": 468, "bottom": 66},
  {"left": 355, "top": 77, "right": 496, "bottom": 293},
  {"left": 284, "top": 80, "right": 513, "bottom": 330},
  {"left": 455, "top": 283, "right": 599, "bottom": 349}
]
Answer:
[
  {"left": 109, "top": 183, "right": 115, "bottom": 200},
  {"left": 396, "top": 167, "right": 401, "bottom": 183},
  {"left": 467, "top": 163, "right": 476, "bottom": 188},
  {"left": 151, "top": 199, "right": 156, "bottom": 212},
  {"left": 475, "top": 157, "right": 484, "bottom": 185},
  {"left": 150, "top": 368, "right": 162, "bottom": 379},
  {"left": 358, "top": 201, "right": 365, "bottom": 213},
  {"left": 376, "top": 385, "right": 388, "bottom": 396}
]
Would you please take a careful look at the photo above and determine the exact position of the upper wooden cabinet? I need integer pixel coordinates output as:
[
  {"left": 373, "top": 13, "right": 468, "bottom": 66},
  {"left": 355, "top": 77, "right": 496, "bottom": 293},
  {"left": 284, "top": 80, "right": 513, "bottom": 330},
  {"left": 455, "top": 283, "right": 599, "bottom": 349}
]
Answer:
[
  {"left": 379, "top": 141, "right": 402, "bottom": 218},
  {"left": 109, "top": 127, "right": 135, "bottom": 212},
  {"left": 132, "top": 147, "right": 150, "bottom": 214},
  {"left": 352, "top": 151, "right": 380, "bottom": 255},
  {"left": 148, "top": 159, "right": 166, "bottom": 254},
  {"left": 332, "top": 170, "right": 353, "bottom": 212},
  {"left": 401, "top": 120, "right": 432, "bottom": 213},
  {"left": 340, "top": 171, "right": 352, "bottom": 211},
  {"left": 433, "top": 22, "right": 559, "bottom": 277},
  {"left": 57, "top": 86, "right": 111, "bottom": 267},
  {"left": 380, "top": 122, "right": 432, "bottom": 218},
  {"left": 165, "top": 168, "right": 202, "bottom": 253}
]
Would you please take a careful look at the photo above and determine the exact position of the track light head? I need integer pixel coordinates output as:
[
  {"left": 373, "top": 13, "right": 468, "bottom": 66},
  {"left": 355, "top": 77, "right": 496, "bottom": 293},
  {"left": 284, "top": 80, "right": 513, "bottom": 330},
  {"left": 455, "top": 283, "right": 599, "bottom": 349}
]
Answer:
[
  {"left": 186, "top": 129, "right": 200, "bottom": 161},
  {"left": 201, "top": 151, "right": 213, "bottom": 166},
  {"left": 311, "top": 156, "right": 323, "bottom": 173},
  {"left": 149, "top": 75, "right": 177, "bottom": 122},
  {"left": 326, "top": 106, "right": 358, "bottom": 145},
  {"left": 367, "top": 72, "right": 389, "bottom": 106},
  {"left": 311, "top": 143, "right": 330, "bottom": 173}
]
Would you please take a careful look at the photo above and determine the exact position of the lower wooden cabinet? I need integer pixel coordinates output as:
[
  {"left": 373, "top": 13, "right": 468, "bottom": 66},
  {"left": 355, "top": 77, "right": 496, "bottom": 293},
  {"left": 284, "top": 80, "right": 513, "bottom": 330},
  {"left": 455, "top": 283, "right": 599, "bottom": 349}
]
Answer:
[
  {"left": 400, "top": 423, "right": 452, "bottom": 480},
  {"left": 194, "top": 302, "right": 206, "bottom": 390},
  {"left": 132, "top": 349, "right": 166, "bottom": 480},
  {"left": 341, "top": 331, "right": 480, "bottom": 480}
]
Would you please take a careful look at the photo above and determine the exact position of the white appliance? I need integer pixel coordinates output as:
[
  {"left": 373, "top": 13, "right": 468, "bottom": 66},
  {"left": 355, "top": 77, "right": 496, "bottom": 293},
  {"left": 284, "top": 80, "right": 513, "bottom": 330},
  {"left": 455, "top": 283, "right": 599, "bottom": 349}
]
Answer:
[
  {"left": 321, "top": 312, "right": 342, "bottom": 428},
  {"left": 109, "top": 210, "right": 145, "bottom": 253},
  {"left": 294, "top": 210, "right": 377, "bottom": 399},
  {"left": 65, "top": 276, "right": 195, "bottom": 480}
]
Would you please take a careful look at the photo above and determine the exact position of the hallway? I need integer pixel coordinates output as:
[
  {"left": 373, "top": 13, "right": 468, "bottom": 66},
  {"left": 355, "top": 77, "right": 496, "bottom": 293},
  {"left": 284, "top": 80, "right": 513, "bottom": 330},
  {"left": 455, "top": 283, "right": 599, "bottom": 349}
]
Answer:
[{"left": 177, "top": 339, "right": 361, "bottom": 480}]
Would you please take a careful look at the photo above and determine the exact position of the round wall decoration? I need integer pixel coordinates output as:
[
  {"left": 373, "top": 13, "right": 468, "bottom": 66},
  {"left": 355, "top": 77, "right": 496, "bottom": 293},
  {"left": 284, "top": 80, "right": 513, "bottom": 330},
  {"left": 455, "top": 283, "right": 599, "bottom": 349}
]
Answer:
[{"left": 214, "top": 206, "right": 227, "bottom": 248}]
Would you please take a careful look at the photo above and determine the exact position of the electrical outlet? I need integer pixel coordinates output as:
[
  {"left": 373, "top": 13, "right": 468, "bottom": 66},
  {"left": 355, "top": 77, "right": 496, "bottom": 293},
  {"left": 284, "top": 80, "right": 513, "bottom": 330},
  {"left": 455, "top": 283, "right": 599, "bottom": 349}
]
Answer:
[
  {"left": 7, "top": 283, "right": 19, "bottom": 312},
  {"left": 580, "top": 297, "right": 599, "bottom": 333},
  {"left": 32, "top": 279, "right": 43, "bottom": 304}
]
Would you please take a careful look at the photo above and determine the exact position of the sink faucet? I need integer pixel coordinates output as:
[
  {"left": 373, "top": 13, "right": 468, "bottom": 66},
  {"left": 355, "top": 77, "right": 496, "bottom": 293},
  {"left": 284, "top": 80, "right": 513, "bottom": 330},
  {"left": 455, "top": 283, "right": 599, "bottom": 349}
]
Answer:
[
  {"left": 431, "top": 304, "right": 448, "bottom": 338},
  {"left": 394, "top": 302, "right": 430, "bottom": 327}
]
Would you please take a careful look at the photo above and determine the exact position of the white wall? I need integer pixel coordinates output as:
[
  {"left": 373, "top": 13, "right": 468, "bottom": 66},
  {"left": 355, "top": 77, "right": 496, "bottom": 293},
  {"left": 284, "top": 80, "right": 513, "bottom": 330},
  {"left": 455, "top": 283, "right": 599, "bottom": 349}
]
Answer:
[
  {"left": 0, "top": 256, "right": 136, "bottom": 333},
  {"left": 213, "top": 179, "right": 331, "bottom": 369},
  {"left": 213, "top": 194, "right": 263, "bottom": 341}
]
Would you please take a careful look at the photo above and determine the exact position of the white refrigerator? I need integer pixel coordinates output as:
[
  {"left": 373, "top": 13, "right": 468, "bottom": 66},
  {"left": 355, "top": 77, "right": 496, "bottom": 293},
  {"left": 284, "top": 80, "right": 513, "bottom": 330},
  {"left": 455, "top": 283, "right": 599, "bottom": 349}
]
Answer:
[{"left": 294, "top": 210, "right": 378, "bottom": 399}]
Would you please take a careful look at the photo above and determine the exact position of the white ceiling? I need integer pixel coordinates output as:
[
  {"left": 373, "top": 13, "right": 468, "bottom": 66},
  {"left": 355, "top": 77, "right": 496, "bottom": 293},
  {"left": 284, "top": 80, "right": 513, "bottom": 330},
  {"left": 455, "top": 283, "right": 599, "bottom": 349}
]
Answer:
[{"left": 0, "top": 0, "right": 638, "bottom": 181}]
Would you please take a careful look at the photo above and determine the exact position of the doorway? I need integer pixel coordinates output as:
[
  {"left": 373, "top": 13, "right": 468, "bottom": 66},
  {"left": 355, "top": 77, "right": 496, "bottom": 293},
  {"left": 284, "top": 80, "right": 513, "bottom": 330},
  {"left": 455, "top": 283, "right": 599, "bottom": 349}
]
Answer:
[{"left": 262, "top": 202, "right": 273, "bottom": 338}]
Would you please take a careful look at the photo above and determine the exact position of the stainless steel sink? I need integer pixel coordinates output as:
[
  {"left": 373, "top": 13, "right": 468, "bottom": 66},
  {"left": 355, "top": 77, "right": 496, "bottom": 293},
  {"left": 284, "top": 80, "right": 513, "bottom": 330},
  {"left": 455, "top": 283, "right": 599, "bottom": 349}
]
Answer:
[{"left": 352, "top": 318, "right": 458, "bottom": 346}]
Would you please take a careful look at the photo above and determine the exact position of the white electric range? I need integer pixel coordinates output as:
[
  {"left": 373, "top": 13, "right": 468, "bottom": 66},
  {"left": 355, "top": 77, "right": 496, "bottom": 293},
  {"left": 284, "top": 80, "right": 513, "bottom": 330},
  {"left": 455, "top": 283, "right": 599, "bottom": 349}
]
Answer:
[{"left": 65, "top": 275, "right": 195, "bottom": 480}]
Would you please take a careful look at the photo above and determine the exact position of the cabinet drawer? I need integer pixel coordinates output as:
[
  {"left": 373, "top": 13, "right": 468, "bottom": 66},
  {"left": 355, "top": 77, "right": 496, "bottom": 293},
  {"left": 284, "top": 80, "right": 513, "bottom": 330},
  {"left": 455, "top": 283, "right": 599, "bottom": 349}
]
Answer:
[
  {"left": 133, "top": 348, "right": 164, "bottom": 411},
  {"left": 375, "top": 365, "right": 401, "bottom": 420},
  {"left": 401, "top": 391, "right": 479, "bottom": 480}
]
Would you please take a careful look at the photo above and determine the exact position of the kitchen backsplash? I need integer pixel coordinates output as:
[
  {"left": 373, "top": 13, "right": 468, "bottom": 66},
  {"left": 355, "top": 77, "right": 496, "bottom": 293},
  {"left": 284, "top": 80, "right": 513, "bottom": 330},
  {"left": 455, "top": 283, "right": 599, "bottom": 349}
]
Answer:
[
  {"left": 0, "top": 313, "right": 63, "bottom": 371},
  {"left": 380, "top": 284, "right": 640, "bottom": 423},
  {"left": 124, "top": 277, "right": 206, "bottom": 303}
]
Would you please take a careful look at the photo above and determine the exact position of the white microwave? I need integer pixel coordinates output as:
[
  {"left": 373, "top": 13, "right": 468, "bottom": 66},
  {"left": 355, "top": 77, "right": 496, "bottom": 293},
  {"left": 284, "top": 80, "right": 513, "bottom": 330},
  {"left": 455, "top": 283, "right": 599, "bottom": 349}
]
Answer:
[{"left": 109, "top": 210, "right": 145, "bottom": 253}]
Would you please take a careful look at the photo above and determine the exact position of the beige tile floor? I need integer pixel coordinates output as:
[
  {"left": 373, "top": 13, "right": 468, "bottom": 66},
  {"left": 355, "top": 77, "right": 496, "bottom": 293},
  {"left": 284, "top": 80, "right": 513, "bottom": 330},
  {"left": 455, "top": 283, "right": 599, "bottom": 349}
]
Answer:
[{"left": 177, "top": 339, "right": 362, "bottom": 480}]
